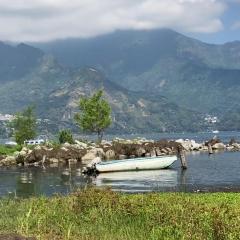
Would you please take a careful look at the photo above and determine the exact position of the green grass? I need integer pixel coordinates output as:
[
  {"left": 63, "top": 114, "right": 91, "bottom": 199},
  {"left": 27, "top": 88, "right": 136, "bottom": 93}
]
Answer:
[
  {"left": 0, "top": 144, "right": 22, "bottom": 155},
  {"left": 0, "top": 189, "right": 239, "bottom": 240}
]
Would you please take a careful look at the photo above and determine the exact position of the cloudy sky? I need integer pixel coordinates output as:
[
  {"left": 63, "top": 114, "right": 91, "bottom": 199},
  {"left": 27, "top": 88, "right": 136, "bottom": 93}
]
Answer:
[{"left": 0, "top": 0, "right": 239, "bottom": 43}]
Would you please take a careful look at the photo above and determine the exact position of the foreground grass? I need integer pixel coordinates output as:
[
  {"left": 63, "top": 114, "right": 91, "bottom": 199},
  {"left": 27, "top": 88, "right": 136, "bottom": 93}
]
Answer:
[{"left": 0, "top": 189, "right": 239, "bottom": 240}]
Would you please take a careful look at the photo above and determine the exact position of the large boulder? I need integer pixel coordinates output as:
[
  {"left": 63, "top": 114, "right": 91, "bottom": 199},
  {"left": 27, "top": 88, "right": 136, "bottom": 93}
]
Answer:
[
  {"left": 190, "top": 140, "right": 202, "bottom": 151},
  {"left": 0, "top": 156, "right": 16, "bottom": 166},
  {"left": 135, "top": 147, "right": 146, "bottom": 157},
  {"left": 155, "top": 147, "right": 163, "bottom": 156},
  {"left": 231, "top": 143, "right": 240, "bottom": 150},
  {"left": 81, "top": 148, "right": 105, "bottom": 164},
  {"left": 206, "top": 138, "right": 221, "bottom": 146},
  {"left": 212, "top": 143, "right": 225, "bottom": 150},
  {"left": 105, "top": 149, "right": 116, "bottom": 160},
  {"left": 25, "top": 148, "right": 47, "bottom": 164},
  {"left": 75, "top": 140, "right": 88, "bottom": 149},
  {"left": 15, "top": 148, "right": 29, "bottom": 164},
  {"left": 175, "top": 139, "right": 202, "bottom": 151},
  {"left": 150, "top": 148, "right": 156, "bottom": 157},
  {"left": 175, "top": 139, "right": 192, "bottom": 151}
]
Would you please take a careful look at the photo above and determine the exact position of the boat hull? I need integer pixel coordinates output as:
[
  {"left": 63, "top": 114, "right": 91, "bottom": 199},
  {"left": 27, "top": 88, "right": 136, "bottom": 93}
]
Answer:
[{"left": 95, "top": 155, "right": 177, "bottom": 173}]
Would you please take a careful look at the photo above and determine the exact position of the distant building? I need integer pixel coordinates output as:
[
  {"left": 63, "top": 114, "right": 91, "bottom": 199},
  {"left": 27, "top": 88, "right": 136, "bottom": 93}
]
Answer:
[
  {"left": 204, "top": 115, "right": 219, "bottom": 124},
  {"left": 0, "top": 114, "right": 14, "bottom": 121}
]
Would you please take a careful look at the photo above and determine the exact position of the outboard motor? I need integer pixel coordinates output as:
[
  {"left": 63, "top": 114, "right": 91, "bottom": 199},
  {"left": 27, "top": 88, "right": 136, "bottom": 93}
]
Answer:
[{"left": 82, "top": 157, "right": 102, "bottom": 175}]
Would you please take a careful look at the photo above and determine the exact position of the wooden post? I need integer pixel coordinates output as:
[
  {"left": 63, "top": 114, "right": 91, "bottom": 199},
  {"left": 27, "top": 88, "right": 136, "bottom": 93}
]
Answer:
[
  {"left": 177, "top": 146, "right": 187, "bottom": 169},
  {"left": 208, "top": 144, "right": 213, "bottom": 155}
]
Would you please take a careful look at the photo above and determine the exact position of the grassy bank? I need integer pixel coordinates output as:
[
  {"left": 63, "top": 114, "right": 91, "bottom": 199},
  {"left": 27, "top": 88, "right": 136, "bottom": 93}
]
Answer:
[
  {"left": 0, "top": 144, "right": 21, "bottom": 155},
  {"left": 0, "top": 189, "right": 239, "bottom": 240}
]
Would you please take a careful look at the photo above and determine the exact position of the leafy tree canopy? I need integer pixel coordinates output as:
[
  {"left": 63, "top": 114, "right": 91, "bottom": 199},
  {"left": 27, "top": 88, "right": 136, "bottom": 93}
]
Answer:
[
  {"left": 10, "top": 106, "right": 37, "bottom": 145},
  {"left": 75, "top": 90, "right": 112, "bottom": 142}
]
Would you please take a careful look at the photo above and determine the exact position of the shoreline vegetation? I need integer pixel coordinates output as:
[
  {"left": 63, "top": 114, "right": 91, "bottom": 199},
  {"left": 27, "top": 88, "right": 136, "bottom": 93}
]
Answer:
[
  {"left": 0, "top": 137, "right": 240, "bottom": 167},
  {"left": 0, "top": 188, "right": 240, "bottom": 240}
]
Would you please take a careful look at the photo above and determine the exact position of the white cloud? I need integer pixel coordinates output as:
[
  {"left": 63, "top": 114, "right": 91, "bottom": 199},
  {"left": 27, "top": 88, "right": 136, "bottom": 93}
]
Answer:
[{"left": 0, "top": 0, "right": 226, "bottom": 42}]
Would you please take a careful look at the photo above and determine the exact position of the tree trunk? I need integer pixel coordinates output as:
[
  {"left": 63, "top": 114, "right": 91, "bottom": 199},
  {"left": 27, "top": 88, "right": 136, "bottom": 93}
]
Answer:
[{"left": 97, "top": 130, "right": 103, "bottom": 143}]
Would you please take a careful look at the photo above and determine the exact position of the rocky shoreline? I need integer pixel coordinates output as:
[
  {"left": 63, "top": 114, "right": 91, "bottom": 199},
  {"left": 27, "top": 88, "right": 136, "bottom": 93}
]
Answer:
[{"left": 0, "top": 137, "right": 240, "bottom": 167}]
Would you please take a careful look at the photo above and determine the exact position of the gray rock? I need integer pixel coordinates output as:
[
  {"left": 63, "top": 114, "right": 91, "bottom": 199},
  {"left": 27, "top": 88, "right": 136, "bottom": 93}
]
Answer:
[
  {"left": 68, "top": 159, "right": 78, "bottom": 164},
  {"left": 60, "top": 147, "right": 69, "bottom": 152},
  {"left": 136, "top": 147, "right": 146, "bottom": 157},
  {"left": 63, "top": 142, "right": 71, "bottom": 148},
  {"left": 49, "top": 158, "right": 59, "bottom": 164},
  {"left": 212, "top": 143, "right": 225, "bottom": 150},
  {"left": 82, "top": 148, "right": 105, "bottom": 164},
  {"left": 105, "top": 149, "right": 116, "bottom": 160},
  {"left": 119, "top": 155, "right": 127, "bottom": 160},
  {"left": 75, "top": 140, "right": 88, "bottom": 148},
  {"left": 155, "top": 147, "right": 163, "bottom": 156},
  {"left": 0, "top": 156, "right": 16, "bottom": 166},
  {"left": 150, "top": 149, "right": 156, "bottom": 157},
  {"left": 231, "top": 143, "right": 240, "bottom": 150},
  {"left": 161, "top": 148, "right": 169, "bottom": 154}
]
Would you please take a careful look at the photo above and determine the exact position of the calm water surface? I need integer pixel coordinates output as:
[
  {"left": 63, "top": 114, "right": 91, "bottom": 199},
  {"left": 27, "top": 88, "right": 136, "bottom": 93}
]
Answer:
[{"left": 0, "top": 151, "right": 240, "bottom": 197}]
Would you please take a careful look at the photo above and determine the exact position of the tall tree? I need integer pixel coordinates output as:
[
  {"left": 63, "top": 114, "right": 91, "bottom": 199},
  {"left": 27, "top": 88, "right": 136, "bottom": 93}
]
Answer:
[
  {"left": 11, "top": 106, "right": 37, "bottom": 145},
  {"left": 75, "top": 90, "right": 112, "bottom": 142}
]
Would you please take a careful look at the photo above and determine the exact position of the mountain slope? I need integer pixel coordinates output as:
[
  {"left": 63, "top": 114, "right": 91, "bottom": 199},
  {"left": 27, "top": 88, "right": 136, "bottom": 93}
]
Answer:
[
  {"left": 0, "top": 42, "right": 206, "bottom": 134},
  {"left": 40, "top": 68, "right": 205, "bottom": 133},
  {"left": 0, "top": 42, "right": 44, "bottom": 82},
  {"left": 35, "top": 29, "right": 240, "bottom": 115}
]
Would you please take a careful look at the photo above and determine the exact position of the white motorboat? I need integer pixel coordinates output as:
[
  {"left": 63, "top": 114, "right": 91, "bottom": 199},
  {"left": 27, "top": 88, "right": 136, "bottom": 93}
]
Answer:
[{"left": 95, "top": 155, "right": 177, "bottom": 173}]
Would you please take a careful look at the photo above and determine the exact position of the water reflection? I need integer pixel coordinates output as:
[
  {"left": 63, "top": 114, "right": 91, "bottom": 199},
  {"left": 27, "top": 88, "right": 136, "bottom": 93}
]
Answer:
[
  {"left": 17, "top": 172, "right": 36, "bottom": 197},
  {"left": 0, "top": 151, "right": 240, "bottom": 197},
  {"left": 93, "top": 170, "right": 178, "bottom": 192}
]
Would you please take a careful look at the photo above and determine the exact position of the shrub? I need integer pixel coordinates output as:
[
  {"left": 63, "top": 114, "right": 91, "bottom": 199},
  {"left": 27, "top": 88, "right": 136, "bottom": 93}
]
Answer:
[{"left": 58, "top": 129, "right": 74, "bottom": 144}]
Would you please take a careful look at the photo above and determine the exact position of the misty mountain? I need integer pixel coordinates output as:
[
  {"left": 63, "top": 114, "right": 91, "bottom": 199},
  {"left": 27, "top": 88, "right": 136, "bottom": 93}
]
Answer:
[
  {"left": 0, "top": 42, "right": 205, "bottom": 134},
  {"left": 0, "top": 42, "right": 43, "bottom": 82},
  {"left": 35, "top": 29, "right": 240, "bottom": 116}
]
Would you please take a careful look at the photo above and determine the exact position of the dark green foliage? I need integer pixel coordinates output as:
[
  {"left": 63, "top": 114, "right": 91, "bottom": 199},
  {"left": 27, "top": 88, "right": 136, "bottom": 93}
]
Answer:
[
  {"left": 75, "top": 90, "right": 112, "bottom": 141},
  {"left": 0, "top": 145, "right": 22, "bottom": 155},
  {"left": 58, "top": 129, "right": 74, "bottom": 144},
  {"left": 10, "top": 106, "right": 37, "bottom": 145}
]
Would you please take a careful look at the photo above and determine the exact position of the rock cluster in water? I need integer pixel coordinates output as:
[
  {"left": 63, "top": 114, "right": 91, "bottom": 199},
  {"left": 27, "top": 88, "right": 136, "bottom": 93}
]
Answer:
[{"left": 0, "top": 137, "right": 239, "bottom": 167}]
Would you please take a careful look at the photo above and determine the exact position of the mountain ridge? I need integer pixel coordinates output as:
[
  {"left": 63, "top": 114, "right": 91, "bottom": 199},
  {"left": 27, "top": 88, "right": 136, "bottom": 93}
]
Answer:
[
  {"left": 34, "top": 29, "right": 240, "bottom": 119},
  {"left": 1, "top": 29, "right": 240, "bottom": 133},
  {"left": 0, "top": 42, "right": 206, "bottom": 134}
]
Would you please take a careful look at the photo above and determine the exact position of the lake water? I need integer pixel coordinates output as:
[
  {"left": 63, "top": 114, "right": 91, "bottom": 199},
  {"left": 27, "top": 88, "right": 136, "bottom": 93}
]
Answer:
[
  {"left": 0, "top": 151, "right": 240, "bottom": 197},
  {"left": 1, "top": 131, "right": 240, "bottom": 197}
]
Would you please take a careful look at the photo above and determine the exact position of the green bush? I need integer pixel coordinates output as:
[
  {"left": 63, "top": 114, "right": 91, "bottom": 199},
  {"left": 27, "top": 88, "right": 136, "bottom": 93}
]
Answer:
[
  {"left": 58, "top": 129, "right": 74, "bottom": 144},
  {"left": 0, "top": 145, "right": 22, "bottom": 155}
]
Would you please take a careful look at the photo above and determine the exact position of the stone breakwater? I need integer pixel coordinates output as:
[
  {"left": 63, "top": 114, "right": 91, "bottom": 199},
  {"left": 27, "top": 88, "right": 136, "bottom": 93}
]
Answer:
[{"left": 0, "top": 138, "right": 240, "bottom": 167}]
